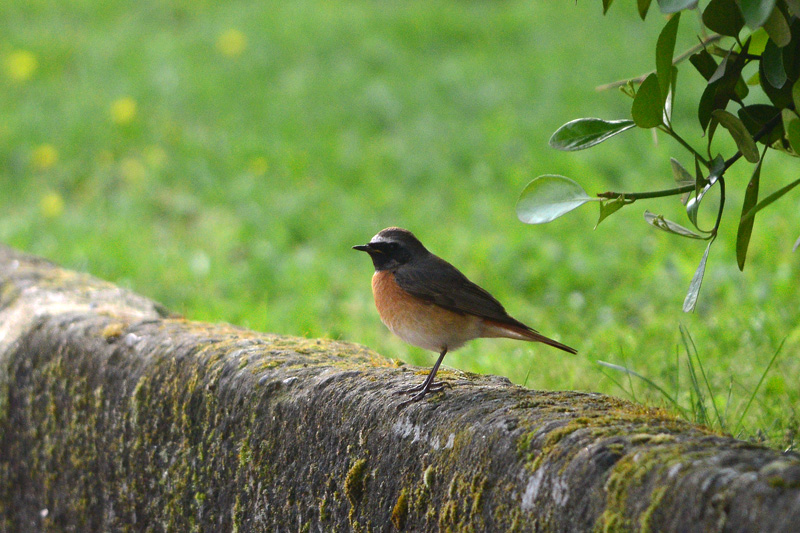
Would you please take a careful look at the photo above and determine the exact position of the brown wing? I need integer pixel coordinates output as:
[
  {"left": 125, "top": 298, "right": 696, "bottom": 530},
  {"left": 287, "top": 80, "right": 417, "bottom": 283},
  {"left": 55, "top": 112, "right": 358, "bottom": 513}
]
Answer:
[{"left": 394, "top": 254, "right": 535, "bottom": 331}]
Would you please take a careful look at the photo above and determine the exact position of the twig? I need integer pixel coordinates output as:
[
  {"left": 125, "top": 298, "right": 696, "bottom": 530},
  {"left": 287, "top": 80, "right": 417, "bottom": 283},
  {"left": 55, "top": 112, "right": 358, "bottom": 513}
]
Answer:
[
  {"left": 597, "top": 183, "right": 695, "bottom": 200},
  {"left": 596, "top": 34, "right": 724, "bottom": 92},
  {"left": 598, "top": 109, "right": 785, "bottom": 202}
]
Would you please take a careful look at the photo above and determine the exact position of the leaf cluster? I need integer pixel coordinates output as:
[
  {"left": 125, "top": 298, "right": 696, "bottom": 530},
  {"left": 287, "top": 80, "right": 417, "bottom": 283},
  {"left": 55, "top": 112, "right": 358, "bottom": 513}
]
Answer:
[{"left": 518, "top": 0, "right": 800, "bottom": 311}]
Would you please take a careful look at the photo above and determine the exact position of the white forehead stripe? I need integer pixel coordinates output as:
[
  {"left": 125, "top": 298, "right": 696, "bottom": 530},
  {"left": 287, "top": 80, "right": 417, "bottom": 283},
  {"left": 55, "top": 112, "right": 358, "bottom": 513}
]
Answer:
[{"left": 371, "top": 232, "right": 394, "bottom": 243}]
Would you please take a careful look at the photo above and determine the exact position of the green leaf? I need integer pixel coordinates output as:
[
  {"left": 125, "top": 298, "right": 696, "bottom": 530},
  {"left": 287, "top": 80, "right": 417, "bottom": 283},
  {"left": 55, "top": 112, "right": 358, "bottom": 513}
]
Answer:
[
  {"left": 548, "top": 118, "right": 636, "bottom": 151},
  {"left": 758, "top": 27, "right": 800, "bottom": 109},
  {"left": 643, "top": 210, "right": 709, "bottom": 239},
  {"left": 792, "top": 78, "right": 800, "bottom": 112},
  {"left": 698, "top": 82, "right": 717, "bottom": 130},
  {"left": 656, "top": 13, "right": 681, "bottom": 103},
  {"left": 699, "top": 43, "right": 751, "bottom": 131},
  {"left": 595, "top": 196, "right": 629, "bottom": 228},
  {"left": 782, "top": 108, "right": 800, "bottom": 153},
  {"left": 638, "top": 0, "right": 653, "bottom": 19},
  {"left": 683, "top": 240, "right": 713, "bottom": 312},
  {"left": 694, "top": 154, "right": 707, "bottom": 194},
  {"left": 686, "top": 155, "right": 723, "bottom": 231},
  {"left": 603, "top": 0, "right": 614, "bottom": 14},
  {"left": 738, "top": 104, "right": 785, "bottom": 144},
  {"left": 671, "top": 158, "right": 693, "bottom": 204},
  {"left": 670, "top": 157, "right": 694, "bottom": 185},
  {"left": 709, "top": 42, "right": 749, "bottom": 88},
  {"left": 748, "top": 27, "right": 771, "bottom": 56},
  {"left": 632, "top": 73, "right": 663, "bottom": 128},
  {"left": 690, "top": 49, "right": 718, "bottom": 80},
  {"left": 784, "top": 17, "right": 800, "bottom": 81},
  {"left": 736, "top": 153, "right": 764, "bottom": 270},
  {"left": 517, "top": 175, "right": 594, "bottom": 224},
  {"left": 702, "top": 0, "right": 745, "bottom": 37},
  {"left": 707, "top": 153, "right": 725, "bottom": 184},
  {"left": 657, "top": 0, "right": 698, "bottom": 14},
  {"left": 763, "top": 6, "right": 792, "bottom": 46},
  {"left": 762, "top": 35, "right": 787, "bottom": 89},
  {"left": 741, "top": 177, "right": 800, "bottom": 223},
  {"left": 686, "top": 181, "right": 715, "bottom": 231},
  {"left": 738, "top": 0, "right": 778, "bottom": 29},
  {"left": 788, "top": 0, "right": 800, "bottom": 18},
  {"left": 664, "top": 66, "right": 677, "bottom": 122},
  {"left": 711, "top": 109, "right": 760, "bottom": 163},
  {"left": 734, "top": 74, "right": 751, "bottom": 100},
  {"left": 708, "top": 51, "right": 731, "bottom": 84}
]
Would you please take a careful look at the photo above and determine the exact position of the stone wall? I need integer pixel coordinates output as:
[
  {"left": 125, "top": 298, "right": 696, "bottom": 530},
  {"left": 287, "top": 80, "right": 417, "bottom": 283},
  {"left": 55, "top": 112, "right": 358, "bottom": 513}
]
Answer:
[{"left": 1, "top": 245, "right": 798, "bottom": 531}]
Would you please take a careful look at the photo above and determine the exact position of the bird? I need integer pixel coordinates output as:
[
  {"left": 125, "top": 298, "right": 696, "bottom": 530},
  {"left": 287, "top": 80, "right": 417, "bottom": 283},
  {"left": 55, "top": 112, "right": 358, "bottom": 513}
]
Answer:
[{"left": 353, "top": 227, "right": 576, "bottom": 409}]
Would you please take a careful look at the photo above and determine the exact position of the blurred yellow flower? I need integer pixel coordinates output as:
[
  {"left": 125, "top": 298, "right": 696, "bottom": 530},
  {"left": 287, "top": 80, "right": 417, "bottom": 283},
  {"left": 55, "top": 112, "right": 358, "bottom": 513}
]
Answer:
[
  {"left": 31, "top": 144, "right": 58, "bottom": 170},
  {"left": 3, "top": 50, "right": 38, "bottom": 82},
  {"left": 143, "top": 145, "right": 167, "bottom": 169},
  {"left": 40, "top": 191, "right": 65, "bottom": 219},
  {"left": 248, "top": 156, "right": 269, "bottom": 176},
  {"left": 110, "top": 97, "right": 137, "bottom": 125},
  {"left": 119, "top": 157, "right": 147, "bottom": 184},
  {"left": 217, "top": 29, "right": 247, "bottom": 57}
]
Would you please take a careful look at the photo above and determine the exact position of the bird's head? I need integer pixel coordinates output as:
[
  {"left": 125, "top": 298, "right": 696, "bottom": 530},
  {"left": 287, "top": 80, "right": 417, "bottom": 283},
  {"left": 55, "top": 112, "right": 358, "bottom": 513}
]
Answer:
[{"left": 353, "top": 227, "right": 429, "bottom": 271}]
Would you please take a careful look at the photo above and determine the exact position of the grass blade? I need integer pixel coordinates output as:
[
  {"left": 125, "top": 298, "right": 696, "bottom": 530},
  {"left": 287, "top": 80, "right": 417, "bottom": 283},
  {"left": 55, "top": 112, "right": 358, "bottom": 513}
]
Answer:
[
  {"left": 723, "top": 377, "right": 733, "bottom": 424},
  {"left": 622, "top": 352, "right": 639, "bottom": 403},
  {"left": 673, "top": 344, "right": 680, "bottom": 404},
  {"left": 597, "top": 360, "right": 688, "bottom": 417},
  {"left": 681, "top": 325, "right": 724, "bottom": 430},
  {"left": 734, "top": 337, "right": 786, "bottom": 436},
  {"left": 680, "top": 332, "right": 707, "bottom": 424},
  {"left": 598, "top": 368, "right": 632, "bottom": 398}
]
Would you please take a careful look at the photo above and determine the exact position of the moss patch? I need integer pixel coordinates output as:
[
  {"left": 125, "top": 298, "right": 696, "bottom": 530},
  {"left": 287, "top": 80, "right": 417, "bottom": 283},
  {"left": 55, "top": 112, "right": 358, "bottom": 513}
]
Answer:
[
  {"left": 345, "top": 458, "right": 368, "bottom": 507},
  {"left": 391, "top": 488, "right": 409, "bottom": 530}
]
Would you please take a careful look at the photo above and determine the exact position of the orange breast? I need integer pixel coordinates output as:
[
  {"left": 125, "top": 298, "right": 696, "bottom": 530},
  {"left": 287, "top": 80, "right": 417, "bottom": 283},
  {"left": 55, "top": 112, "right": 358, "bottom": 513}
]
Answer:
[{"left": 371, "top": 270, "right": 483, "bottom": 352}]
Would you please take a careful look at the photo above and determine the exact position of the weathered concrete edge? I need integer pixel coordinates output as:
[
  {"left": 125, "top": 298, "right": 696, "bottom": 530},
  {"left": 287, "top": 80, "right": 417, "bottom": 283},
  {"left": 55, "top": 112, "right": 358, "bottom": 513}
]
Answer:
[{"left": 1, "top": 244, "right": 799, "bottom": 532}]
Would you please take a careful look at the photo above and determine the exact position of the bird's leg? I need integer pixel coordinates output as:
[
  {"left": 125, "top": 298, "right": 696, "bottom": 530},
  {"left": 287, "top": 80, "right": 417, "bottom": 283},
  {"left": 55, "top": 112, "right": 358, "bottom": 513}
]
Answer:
[
  {"left": 396, "top": 348, "right": 448, "bottom": 409},
  {"left": 395, "top": 348, "right": 448, "bottom": 395}
]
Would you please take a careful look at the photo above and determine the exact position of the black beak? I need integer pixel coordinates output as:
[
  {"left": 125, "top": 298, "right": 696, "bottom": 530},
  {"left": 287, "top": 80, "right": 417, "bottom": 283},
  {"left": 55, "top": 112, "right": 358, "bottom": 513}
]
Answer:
[{"left": 352, "top": 244, "right": 373, "bottom": 252}]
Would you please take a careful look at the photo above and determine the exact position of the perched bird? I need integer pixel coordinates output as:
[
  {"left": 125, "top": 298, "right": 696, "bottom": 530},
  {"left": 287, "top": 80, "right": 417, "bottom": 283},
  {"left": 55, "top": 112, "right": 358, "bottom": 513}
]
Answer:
[{"left": 353, "top": 227, "right": 576, "bottom": 409}]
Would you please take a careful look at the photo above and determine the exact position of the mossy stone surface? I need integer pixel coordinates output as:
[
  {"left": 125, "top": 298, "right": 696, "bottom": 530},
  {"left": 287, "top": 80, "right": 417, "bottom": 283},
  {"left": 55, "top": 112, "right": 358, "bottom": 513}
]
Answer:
[{"left": 2, "top": 244, "right": 800, "bottom": 531}]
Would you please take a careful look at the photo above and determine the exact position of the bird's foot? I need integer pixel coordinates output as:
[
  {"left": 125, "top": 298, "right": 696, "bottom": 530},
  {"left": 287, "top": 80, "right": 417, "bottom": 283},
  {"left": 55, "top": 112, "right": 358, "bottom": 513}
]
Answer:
[
  {"left": 396, "top": 390, "right": 428, "bottom": 410},
  {"left": 395, "top": 381, "right": 450, "bottom": 410},
  {"left": 394, "top": 381, "right": 446, "bottom": 395}
]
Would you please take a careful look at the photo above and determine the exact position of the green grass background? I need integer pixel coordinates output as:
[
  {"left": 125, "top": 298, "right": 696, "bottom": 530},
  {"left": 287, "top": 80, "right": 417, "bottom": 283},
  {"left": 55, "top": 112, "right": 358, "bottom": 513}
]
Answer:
[{"left": 1, "top": 0, "right": 797, "bottom": 446}]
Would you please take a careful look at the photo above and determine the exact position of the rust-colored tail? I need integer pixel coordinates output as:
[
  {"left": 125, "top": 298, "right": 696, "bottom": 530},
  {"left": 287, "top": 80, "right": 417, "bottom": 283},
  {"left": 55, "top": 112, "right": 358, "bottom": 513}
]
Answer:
[{"left": 483, "top": 320, "right": 577, "bottom": 354}]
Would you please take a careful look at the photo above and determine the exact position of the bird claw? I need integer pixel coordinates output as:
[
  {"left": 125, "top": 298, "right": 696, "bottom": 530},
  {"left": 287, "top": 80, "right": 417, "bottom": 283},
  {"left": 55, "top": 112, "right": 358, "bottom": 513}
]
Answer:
[
  {"left": 394, "top": 381, "right": 449, "bottom": 410},
  {"left": 394, "top": 380, "right": 446, "bottom": 395},
  {"left": 396, "top": 390, "right": 428, "bottom": 410}
]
